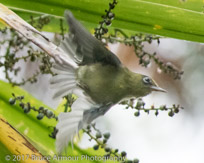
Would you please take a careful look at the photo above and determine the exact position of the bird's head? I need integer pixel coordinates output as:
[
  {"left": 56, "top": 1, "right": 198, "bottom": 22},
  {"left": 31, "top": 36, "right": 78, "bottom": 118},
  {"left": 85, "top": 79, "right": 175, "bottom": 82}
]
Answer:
[
  {"left": 138, "top": 75, "right": 166, "bottom": 97},
  {"left": 130, "top": 73, "right": 166, "bottom": 98}
]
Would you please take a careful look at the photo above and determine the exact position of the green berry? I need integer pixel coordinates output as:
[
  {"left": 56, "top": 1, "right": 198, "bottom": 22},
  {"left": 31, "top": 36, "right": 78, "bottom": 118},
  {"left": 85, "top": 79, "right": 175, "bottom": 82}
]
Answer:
[
  {"left": 134, "top": 111, "right": 140, "bottom": 117},
  {"left": 24, "top": 106, "right": 30, "bottom": 114},
  {"left": 9, "top": 98, "right": 16, "bottom": 105},
  {"left": 174, "top": 108, "right": 179, "bottom": 113},
  {"left": 93, "top": 145, "right": 99, "bottom": 150},
  {"left": 105, "top": 147, "right": 111, "bottom": 152},
  {"left": 121, "top": 151, "right": 127, "bottom": 157},
  {"left": 155, "top": 110, "right": 159, "bottom": 116},
  {"left": 46, "top": 110, "right": 53, "bottom": 118},
  {"left": 144, "top": 109, "right": 150, "bottom": 114},
  {"left": 39, "top": 106, "right": 44, "bottom": 112},
  {"left": 96, "top": 132, "right": 102, "bottom": 139},
  {"left": 103, "top": 139, "right": 107, "bottom": 144},
  {"left": 168, "top": 111, "right": 174, "bottom": 117},
  {"left": 103, "top": 132, "right": 110, "bottom": 139},
  {"left": 115, "top": 149, "right": 119, "bottom": 153},
  {"left": 37, "top": 113, "right": 44, "bottom": 120},
  {"left": 30, "top": 55, "right": 36, "bottom": 62},
  {"left": 105, "top": 20, "right": 111, "bottom": 26},
  {"left": 108, "top": 12, "right": 114, "bottom": 19}
]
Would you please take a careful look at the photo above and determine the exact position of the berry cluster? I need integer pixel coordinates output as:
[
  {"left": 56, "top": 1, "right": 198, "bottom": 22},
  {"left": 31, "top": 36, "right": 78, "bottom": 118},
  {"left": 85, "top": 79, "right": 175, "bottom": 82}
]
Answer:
[
  {"left": 0, "top": 16, "right": 54, "bottom": 86},
  {"left": 9, "top": 93, "right": 58, "bottom": 120},
  {"left": 120, "top": 98, "right": 183, "bottom": 117},
  {"left": 84, "top": 123, "right": 139, "bottom": 163},
  {"left": 94, "top": 0, "right": 117, "bottom": 40}
]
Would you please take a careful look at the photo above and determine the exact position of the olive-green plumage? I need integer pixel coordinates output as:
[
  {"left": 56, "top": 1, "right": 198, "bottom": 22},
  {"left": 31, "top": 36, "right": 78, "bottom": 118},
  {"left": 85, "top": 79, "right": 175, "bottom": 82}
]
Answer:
[{"left": 77, "top": 63, "right": 156, "bottom": 104}]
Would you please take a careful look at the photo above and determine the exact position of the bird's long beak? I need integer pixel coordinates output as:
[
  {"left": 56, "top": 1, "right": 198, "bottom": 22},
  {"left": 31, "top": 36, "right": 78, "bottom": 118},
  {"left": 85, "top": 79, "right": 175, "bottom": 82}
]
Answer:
[{"left": 150, "top": 85, "right": 166, "bottom": 93}]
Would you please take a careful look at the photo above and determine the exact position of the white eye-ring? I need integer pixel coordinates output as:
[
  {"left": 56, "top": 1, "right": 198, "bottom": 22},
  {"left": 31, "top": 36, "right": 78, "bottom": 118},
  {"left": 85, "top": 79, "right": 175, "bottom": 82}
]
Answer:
[{"left": 143, "top": 76, "right": 151, "bottom": 84}]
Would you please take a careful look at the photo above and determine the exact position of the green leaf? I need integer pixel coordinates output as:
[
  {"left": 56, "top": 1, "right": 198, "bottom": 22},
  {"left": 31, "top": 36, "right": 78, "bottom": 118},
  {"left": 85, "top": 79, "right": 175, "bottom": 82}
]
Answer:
[
  {"left": 0, "top": 80, "right": 57, "bottom": 156},
  {"left": 1, "top": 0, "right": 204, "bottom": 43}
]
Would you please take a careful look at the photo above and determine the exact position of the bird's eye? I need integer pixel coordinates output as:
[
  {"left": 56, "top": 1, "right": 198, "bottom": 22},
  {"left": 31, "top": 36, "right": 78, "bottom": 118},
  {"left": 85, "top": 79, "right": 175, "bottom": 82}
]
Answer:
[{"left": 143, "top": 76, "right": 151, "bottom": 84}]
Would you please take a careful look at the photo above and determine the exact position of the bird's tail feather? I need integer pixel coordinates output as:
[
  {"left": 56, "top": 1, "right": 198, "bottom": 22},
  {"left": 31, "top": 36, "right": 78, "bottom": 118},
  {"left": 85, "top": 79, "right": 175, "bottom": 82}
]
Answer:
[{"left": 50, "top": 61, "right": 78, "bottom": 99}]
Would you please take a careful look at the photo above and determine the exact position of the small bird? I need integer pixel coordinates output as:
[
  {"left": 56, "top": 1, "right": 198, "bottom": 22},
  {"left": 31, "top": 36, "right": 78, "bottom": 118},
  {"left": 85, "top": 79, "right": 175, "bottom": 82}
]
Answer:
[
  {"left": 0, "top": 5, "right": 165, "bottom": 153},
  {"left": 52, "top": 11, "right": 166, "bottom": 153}
]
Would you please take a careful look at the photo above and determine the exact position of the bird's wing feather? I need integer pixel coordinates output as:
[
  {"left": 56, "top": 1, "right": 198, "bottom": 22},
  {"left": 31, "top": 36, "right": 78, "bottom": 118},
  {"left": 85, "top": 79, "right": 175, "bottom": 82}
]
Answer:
[
  {"left": 56, "top": 101, "right": 112, "bottom": 153},
  {"left": 56, "top": 97, "right": 100, "bottom": 153},
  {"left": 61, "top": 10, "right": 121, "bottom": 67}
]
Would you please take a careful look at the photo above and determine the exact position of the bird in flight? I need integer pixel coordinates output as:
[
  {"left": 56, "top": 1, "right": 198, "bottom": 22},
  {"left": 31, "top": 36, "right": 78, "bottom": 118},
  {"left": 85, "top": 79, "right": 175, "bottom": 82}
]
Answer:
[{"left": 0, "top": 4, "right": 166, "bottom": 153}]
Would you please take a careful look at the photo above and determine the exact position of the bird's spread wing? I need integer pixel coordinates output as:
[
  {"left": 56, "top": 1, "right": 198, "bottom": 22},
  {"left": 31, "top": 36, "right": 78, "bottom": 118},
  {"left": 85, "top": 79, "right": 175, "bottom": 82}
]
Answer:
[
  {"left": 60, "top": 10, "right": 121, "bottom": 66},
  {"left": 56, "top": 96, "right": 96, "bottom": 153},
  {"left": 56, "top": 96, "right": 112, "bottom": 153}
]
